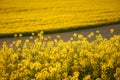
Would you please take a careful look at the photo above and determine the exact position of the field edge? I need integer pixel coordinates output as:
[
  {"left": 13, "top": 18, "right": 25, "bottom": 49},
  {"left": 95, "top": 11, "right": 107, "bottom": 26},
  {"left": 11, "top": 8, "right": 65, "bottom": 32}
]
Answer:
[{"left": 0, "top": 21, "right": 120, "bottom": 38}]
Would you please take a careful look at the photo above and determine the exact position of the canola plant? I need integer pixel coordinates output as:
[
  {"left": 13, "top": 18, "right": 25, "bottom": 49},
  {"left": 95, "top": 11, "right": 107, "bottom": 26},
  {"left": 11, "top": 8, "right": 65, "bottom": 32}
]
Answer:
[
  {"left": 0, "top": 0, "right": 120, "bottom": 34},
  {"left": 0, "top": 30, "right": 120, "bottom": 80}
]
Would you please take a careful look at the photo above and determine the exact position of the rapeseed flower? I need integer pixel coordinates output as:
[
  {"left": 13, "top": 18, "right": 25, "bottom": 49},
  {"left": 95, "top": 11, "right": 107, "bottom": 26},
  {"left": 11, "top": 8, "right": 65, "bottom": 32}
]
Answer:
[{"left": 0, "top": 31, "right": 120, "bottom": 79}]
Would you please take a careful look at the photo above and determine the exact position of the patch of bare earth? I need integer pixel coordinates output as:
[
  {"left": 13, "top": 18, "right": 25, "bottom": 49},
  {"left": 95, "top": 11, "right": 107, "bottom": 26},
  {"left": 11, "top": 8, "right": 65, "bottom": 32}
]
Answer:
[{"left": 0, "top": 24, "right": 120, "bottom": 48}]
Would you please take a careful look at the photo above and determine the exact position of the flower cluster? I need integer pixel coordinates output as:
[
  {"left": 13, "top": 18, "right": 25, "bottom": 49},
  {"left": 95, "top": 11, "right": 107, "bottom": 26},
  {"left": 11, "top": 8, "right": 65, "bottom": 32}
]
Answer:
[
  {"left": 0, "top": 31, "right": 120, "bottom": 80},
  {"left": 0, "top": 0, "right": 120, "bottom": 34}
]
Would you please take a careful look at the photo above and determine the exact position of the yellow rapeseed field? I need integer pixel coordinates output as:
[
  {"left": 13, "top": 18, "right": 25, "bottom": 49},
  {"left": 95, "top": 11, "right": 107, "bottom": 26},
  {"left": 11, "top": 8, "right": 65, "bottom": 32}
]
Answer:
[
  {"left": 0, "top": 30, "right": 120, "bottom": 80},
  {"left": 0, "top": 0, "right": 120, "bottom": 34}
]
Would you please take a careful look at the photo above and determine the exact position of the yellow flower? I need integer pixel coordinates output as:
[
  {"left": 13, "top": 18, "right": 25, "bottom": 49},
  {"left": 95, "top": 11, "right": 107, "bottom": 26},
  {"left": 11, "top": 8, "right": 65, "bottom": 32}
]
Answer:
[
  {"left": 57, "top": 35, "right": 60, "bottom": 39},
  {"left": 116, "top": 68, "right": 120, "bottom": 73},
  {"left": 110, "top": 28, "right": 114, "bottom": 33},
  {"left": 30, "top": 63, "right": 35, "bottom": 70},
  {"left": 14, "top": 34, "right": 17, "bottom": 37},
  {"left": 1, "top": 31, "right": 120, "bottom": 79},
  {"left": 101, "top": 63, "right": 107, "bottom": 70},
  {"left": 29, "top": 36, "right": 33, "bottom": 39},
  {"left": 83, "top": 75, "right": 91, "bottom": 80},
  {"left": 96, "top": 78, "right": 102, "bottom": 80},
  {"left": 96, "top": 30, "right": 100, "bottom": 33},
  {"left": 73, "top": 33, "right": 77, "bottom": 37},
  {"left": 32, "top": 33, "right": 35, "bottom": 36},
  {"left": 19, "top": 33, "right": 22, "bottom": 37},
  {"left": 88, "top": 32, "right": 94, "bottom": 38},
  {"left": 35, "top": 72, "right": 42, "bottom": 79},
  {"left": 34, "top": 61, "right": 42, "bottom": 70}
]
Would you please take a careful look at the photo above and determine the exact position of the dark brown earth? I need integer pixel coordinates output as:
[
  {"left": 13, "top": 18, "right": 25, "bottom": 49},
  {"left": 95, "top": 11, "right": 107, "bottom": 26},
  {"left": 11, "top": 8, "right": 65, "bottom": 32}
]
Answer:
[{"left": 0, "top": 24, "right": 120, "bottom": 48}]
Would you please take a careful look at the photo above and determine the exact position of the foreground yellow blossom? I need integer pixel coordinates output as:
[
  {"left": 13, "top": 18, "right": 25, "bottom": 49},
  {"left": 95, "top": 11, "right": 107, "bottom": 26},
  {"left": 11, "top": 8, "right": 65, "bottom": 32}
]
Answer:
[{"left": 0, "top": 31, "right": 120, "bottom": 80}]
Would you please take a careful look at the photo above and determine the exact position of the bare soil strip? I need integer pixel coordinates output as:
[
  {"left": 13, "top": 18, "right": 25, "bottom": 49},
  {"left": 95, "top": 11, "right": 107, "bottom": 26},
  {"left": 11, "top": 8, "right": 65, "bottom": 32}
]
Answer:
[{"left": 0, "top": 24, "right": 120, "bottom": 48}]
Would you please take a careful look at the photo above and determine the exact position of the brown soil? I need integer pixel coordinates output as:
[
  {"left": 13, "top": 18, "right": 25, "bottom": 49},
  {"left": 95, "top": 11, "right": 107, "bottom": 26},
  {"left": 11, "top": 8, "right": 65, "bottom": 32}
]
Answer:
[{"left": 0, "top": 24, "right": 120, "bottom": 48}]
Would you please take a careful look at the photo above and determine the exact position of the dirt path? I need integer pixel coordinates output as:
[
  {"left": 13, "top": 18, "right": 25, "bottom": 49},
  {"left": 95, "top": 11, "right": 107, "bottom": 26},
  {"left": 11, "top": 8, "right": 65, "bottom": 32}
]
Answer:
[{"left": 0, "top": 24, "right": 120, "bottom": 48}]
